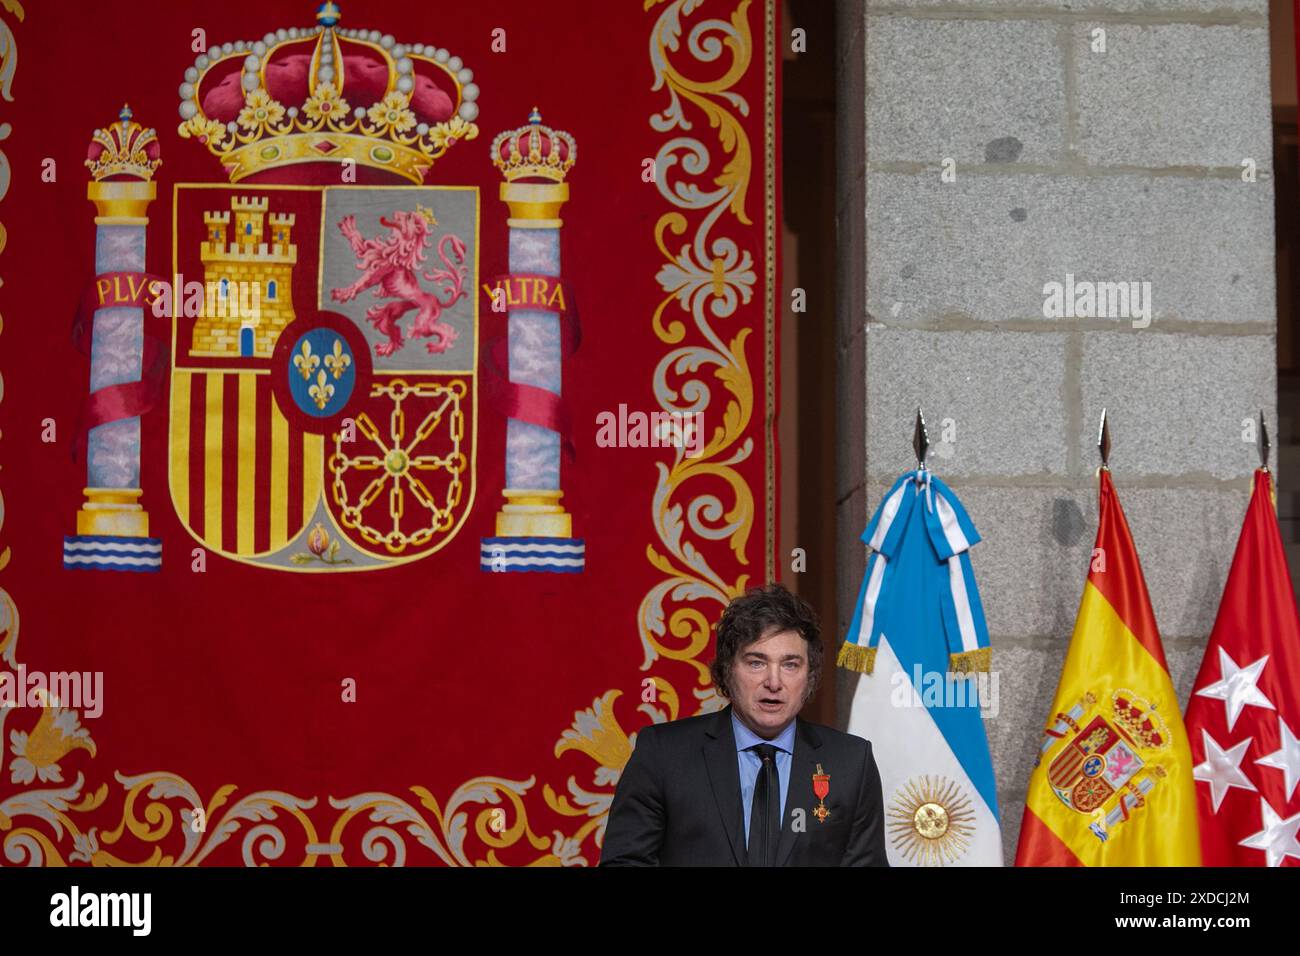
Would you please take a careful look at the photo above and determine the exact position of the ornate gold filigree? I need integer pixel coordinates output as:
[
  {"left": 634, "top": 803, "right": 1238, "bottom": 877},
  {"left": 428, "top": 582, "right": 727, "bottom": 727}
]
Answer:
[
  {"left": 640, "top": 0, "right": 759, "bottom": 687},
  {"left": 7, "top": 690, "right": 96, "bottom": 785},
  {"left": 0, "top": 14, "right": 16, "bottom": 105},
  {"left": 329, "top": 778, "right": 562, "bottom": 867},
  {"left": 544, "top": 685, "right": 686, "bottom": 853}
]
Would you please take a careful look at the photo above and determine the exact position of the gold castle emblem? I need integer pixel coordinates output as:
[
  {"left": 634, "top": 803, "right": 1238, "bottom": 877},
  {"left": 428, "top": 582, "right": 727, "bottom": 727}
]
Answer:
[{"left": 191, "top": 196, "right": 297, "bottom": 358}]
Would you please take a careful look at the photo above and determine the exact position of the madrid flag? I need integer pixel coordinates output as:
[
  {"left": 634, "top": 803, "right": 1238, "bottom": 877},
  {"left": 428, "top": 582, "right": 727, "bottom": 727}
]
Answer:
[
  {"left": 1016, "top": 469, "right": 1200, "bottom": 865},
  {"left": 1185, "top": 469, "right": 1300, "bottom": 866}
]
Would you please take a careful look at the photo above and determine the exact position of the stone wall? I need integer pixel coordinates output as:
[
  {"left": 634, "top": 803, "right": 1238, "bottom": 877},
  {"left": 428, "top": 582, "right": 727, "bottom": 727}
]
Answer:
[{"left": 836, "top": 0, "right": 1277, "bottom": 862}]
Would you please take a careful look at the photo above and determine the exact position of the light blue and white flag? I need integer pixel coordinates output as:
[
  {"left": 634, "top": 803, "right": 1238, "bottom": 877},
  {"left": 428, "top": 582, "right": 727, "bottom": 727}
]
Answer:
[{"left": 840, "top": 469, "right": 1003, "bottom": 865}]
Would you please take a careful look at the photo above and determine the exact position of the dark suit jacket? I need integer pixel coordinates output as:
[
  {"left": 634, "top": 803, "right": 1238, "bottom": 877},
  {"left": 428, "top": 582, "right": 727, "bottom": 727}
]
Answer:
[{"left": 599, "top": 705, "right": 888, "bottom": 866}]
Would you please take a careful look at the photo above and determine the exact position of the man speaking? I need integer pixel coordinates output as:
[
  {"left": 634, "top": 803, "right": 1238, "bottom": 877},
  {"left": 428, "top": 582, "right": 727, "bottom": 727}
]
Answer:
[{"left": 600, "top": 584, "right": 888, "bottom": 866}]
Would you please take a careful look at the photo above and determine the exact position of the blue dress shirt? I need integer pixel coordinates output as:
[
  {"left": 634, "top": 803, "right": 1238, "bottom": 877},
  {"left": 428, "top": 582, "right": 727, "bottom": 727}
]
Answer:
[{"left": 731, "top": 710, "right": 795, "bottom": 846}]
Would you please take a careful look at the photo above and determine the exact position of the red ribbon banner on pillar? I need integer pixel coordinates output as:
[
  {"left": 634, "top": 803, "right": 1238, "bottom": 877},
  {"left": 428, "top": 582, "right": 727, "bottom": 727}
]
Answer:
[
  {"left": 71, "top": 271, "right": 168, "bottom": 463},
  {"left": 482, "top": 273, "right": 581, "bottom": 460}
]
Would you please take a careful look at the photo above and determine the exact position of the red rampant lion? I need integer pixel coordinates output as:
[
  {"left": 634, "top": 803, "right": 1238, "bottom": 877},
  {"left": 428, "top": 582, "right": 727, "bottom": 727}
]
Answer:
[{"left": 330, "top": 207, "right": 468, "bottom": 356}]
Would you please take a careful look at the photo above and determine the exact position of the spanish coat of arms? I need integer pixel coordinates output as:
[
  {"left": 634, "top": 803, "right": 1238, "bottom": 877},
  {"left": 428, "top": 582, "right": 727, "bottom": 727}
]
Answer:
[{"left": 64, "top": 1, "right": 584, "bottom": 575}]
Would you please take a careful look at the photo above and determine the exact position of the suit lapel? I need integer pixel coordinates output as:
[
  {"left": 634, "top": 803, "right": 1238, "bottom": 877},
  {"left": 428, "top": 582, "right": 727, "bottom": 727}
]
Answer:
[
  {"left": 776, "top": 718, "right": 823, "bottom": 867},
  {"left": 702, "top": 705, "right": 747, "bottom": 866}
]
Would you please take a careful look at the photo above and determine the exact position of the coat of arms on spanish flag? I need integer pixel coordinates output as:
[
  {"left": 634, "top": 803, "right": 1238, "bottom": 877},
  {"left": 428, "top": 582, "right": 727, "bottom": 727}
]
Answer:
[{"left": 1016, "top": 465, "right": 1200, "bottom": 865}]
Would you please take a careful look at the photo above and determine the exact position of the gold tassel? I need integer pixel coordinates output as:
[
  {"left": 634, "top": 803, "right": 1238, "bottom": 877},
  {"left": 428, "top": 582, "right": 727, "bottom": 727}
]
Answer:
[
  {"left": 949, "top": 647, "right": 991, "bottom": 674},
  {"left": 837, "top": 642, "right": 877, "bottom": 674}
]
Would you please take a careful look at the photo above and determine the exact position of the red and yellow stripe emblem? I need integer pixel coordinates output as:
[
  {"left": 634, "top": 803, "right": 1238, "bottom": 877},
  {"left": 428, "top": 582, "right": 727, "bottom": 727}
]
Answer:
[{"left": 168, "top": 370, "right": 323, "bottom": 556}]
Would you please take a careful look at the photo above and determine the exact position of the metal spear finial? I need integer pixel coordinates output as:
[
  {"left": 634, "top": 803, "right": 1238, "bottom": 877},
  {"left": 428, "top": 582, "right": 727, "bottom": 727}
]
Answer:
[
  {"left": 1097, "top": 408, "right": 1111, "bottom": 468},
  {"left": 913, "top": 407, "right": 929, "bottom": 470},
  {"left": 1258, "top": 409, "right": 1270, "bottom": 471}
]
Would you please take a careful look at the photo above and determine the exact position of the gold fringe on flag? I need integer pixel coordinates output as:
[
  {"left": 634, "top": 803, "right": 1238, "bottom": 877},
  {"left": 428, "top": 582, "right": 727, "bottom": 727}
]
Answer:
[
  {"left": 949, "top": 646, "right": 992, "bottom": 674},
  {"left": 836, "top": 642, "right": 877, "bottom": 674}
]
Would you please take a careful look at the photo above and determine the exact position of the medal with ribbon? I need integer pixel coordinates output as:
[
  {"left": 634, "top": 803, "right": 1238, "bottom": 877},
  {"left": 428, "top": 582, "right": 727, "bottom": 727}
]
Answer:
[{"left": 813, "top": 763, "right": 831, "bottom": 822}]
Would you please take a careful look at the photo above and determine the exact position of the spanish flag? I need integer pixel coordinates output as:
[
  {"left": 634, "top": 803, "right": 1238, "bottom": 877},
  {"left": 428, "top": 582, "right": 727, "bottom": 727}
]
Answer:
[{"left": 1015, "top": 469, "right": 1200, "bottom": 865}]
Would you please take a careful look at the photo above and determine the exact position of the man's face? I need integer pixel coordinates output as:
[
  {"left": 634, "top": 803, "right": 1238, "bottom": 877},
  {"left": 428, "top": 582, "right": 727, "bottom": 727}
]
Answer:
[{"left": 729, "top": 627, "right": 810, "bottom": 739}]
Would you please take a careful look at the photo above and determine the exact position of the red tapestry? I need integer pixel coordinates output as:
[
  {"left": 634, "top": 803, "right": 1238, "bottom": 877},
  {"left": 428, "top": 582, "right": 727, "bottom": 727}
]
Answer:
[{"left": 0, "top": 0, "right": 781, "bottom": 865}]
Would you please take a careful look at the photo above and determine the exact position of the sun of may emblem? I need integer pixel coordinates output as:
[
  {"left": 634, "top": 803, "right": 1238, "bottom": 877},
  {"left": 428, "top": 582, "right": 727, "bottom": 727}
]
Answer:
[{"left": 887, "top": 775, "right": 978, "bottom": 865}]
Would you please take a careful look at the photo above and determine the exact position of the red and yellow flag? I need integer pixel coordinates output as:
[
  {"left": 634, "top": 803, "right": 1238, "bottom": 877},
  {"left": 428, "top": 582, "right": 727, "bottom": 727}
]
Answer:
[{"left": 1016, "top": 469, "right": 1200, "bottom": 865}]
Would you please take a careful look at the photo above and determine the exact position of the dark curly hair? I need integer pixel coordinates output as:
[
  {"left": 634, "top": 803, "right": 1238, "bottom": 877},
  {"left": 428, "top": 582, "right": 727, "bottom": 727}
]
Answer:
[{"left": 709, "top": 584, "right": 823, "bottom": 702}]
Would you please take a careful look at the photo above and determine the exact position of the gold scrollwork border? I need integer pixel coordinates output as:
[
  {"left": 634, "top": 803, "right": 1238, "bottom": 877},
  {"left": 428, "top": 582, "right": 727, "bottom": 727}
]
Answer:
[{"left": 0, "top": 0, "right": 776, "bottom": 865}]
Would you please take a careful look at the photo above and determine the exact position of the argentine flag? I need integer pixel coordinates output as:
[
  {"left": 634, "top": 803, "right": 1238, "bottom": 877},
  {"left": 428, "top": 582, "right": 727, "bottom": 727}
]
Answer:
[{"left": 840, "top": 469, "right": 1003, "bottom": 866}]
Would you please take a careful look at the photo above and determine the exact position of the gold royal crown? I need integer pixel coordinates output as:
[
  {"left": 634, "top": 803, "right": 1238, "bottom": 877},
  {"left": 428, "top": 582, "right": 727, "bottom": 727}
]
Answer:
[
  {"left": 87, "top": 104, "right": 162, "bottom": 182},
  {"left": 490, "top": 107, "right": 576, "bottom": 183},
  {"left": 1111, "top": 689, "right": 1169, "bottom": 750},
  {"left": 177, "top": 2, "right": 480, "bottom": 184}
]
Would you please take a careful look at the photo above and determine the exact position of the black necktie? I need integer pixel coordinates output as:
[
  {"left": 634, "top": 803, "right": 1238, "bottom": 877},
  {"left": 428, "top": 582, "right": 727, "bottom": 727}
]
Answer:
[{"left": 747, "top": 743, "right": 780, "bottom": 867}]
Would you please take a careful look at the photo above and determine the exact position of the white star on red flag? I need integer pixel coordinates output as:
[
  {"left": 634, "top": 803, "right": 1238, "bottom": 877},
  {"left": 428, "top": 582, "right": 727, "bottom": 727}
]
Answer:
[
  {"left": 1193, "top": 730, "right": 1257, "bottom": 813},
  {"left": 1237, "top": 798, "right": 1300, "bottom": 867},
  {"left": 1255, "top": 717, "right": 1300, "bottom": 802},
  {"left": 1183, "top": 469, "right": 1300, "bottom": 864},
  {"left": 1193, "top": 648, "right": 1275, "bottom": 732}
]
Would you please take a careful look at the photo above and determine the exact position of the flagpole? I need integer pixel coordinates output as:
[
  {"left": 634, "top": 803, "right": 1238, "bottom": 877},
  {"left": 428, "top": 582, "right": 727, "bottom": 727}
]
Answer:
[
  {"left": 1097, "top": 406, "right": 1111, "bottom": 473},
  {"left": 913, "top": 406, "right": 928, "bottom": 473},
  {"left": 1258, "top": 408, "right": 1270, "bottom": 472},
  {"left": 1257, "top": 409, "right": 1275, "bottom": 510}
]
